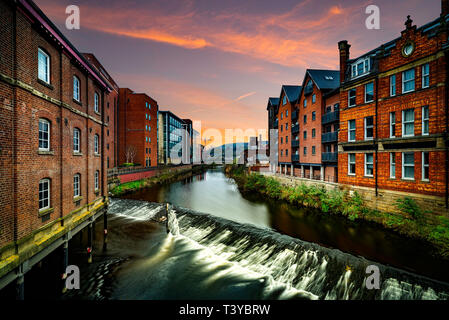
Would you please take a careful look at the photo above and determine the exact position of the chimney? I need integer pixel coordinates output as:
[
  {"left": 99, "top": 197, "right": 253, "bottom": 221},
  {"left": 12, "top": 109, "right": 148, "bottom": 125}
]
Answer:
[
  {"left": 338, "top": 40, "right": 351, "bottom": 84},
  {"left": 443, "top": 0, "right": 449, "bottom": 16}
]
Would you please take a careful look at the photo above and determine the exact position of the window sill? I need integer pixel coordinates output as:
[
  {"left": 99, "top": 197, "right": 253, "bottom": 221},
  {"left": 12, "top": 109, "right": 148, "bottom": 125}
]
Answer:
[
  {"left": 73, "top": 98, "right": 82, "bottom": 106},
  {"left": 37, "top": 78, "right": 54, "bottom": 90},
  {"left": 73, "top": 152, "right": 83, "bottom": 156},
  {"left": 73, "top": 196, "right": 83, "bottom": 203},
  {"left": 38, "top": 150, "right": 54, "bottom": 155},
  {"left": 94, "top": 111, "right": 101, "bottom": 116},
  {"left": 421, "top": 179, "right": 430, "bottom": 183},
  {"left": 401, "top": 178, "right": 415, "bottom": 181},
  {"left": 94, "top": 153, "right": 101, "bottom": 157},
  {"left": 348, "top": 173, "right": 356, "bottom": 176},
  {"left": 38, "top": 207, "right": 54, "bottom": 217},
  {"left": 364, "top": 175, "right": 374, "bottom": 178}
]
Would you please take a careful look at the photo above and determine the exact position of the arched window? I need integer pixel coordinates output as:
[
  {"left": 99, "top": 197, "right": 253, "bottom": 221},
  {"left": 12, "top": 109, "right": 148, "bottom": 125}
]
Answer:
[
  {"left": 94, "top": 92, "right": 99, "bottom": 113},
  {"left": 94, "top": 134, "right": 99, "bottom": 154},
  {"left": 73, "top": 76, "right": 80, "bottom": 101},
  {"left": 95, "top": 170, "right": 99, "bottom": 191},
  {"left": 39, "top": 118, "right": 50, "bottom": 151},
  {"left": 73, "top": 173, "right": 81, "bottom": 198},
  {"left": 73, "top": 128, "right": 80, "bottom": 153},
  {"left": 39, "top": 178, "right": 51, "bottom": 211}
]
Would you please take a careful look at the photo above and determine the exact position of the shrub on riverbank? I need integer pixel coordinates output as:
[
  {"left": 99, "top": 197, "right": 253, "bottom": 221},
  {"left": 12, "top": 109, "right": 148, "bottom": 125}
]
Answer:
[{"left": 226, "top": 165, "right": 449, "bottom": 258}]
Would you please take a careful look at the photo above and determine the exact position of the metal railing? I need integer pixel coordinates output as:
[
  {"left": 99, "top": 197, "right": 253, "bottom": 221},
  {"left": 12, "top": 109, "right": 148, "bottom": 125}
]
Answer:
[
  {"left": 322, "top": 152, "right": 338, "bottom": 162},
  {"left": 322, "top": 110, "right": 339, "bottom": 124},
  {"left": 291, "top": 154, "right": 299, "bottom": 162},
  {"left": 291, "top": 140, "right": 300, "bottom": 148},
  {"left": 292, "top": 124, "right": 300, "bottom": 134},
  {"left": 322, "top": 131, "right": 338, "bottom": 143}
]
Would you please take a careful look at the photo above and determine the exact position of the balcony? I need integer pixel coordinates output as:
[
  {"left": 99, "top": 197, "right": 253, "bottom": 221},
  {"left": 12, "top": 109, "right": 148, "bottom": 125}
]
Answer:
[
  {"left": 291, "top": 140, "right": 299, "bottom": 148},
  {"left": 292, "top": 154, "right": 299, "bottom": 162},
  {"left": 292, "top": 124, "right": 300, "bottom": 134},
  {"left": 322, "top": 110, "right": 339, "bottom": 124},
  {"left": 291, "top": 110, "right": 298, "bottom": 120},
  {"left": 322, "top": 131, "right": 338, "bottom": 143},
  {"left": 322, "top": 152, "right": 338, "bottom": 162},
  {"left": 273, "top": 119, "right": 278, "bottom": 129}
]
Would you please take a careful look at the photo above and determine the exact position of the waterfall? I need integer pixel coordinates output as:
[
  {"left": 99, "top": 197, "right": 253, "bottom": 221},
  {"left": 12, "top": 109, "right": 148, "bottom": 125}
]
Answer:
[{"left": 109, "top": 199, "right": 449, "bottom": 300}]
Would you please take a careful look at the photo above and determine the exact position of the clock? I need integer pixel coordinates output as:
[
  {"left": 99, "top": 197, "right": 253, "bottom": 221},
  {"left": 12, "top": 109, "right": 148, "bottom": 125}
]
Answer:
[{"left": 402, "top": 42, "right": 414, "bottom": 57}]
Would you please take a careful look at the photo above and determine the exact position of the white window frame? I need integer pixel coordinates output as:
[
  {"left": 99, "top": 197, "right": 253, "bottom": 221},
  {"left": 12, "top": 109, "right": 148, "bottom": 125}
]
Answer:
[
  {"left": 38, "top": 48, "right": 50, "bottom": 84},
  {"left": 402, "top": 68, "right": 415, "bottom": 93},
  {"left": 402, "top": 152, "right": 415, "bottom": 180},
  {"left": 422, "top": 63, "right": 429, "bottom": 89},
  {"left": 422, "top": 152, "right": 429, "bottom": 181},
  {"left": 94, "top": 92, "right": 99, "bottom": 113},
  {"left": 95, "top": 170, "right": 99, "bottom": 191},
  {"left": 39, "top": 178, "right": 50, "bottom": 211},
  {"left": 364, "top": 153, "right": 374, "bottom": 177},
  {"left": 73, "top": 128, "right": 80, "bottom": 153},
  {"left": 390, "top": 75, "right": 396, "bottom": 97},
  {"left": 351, "top": 58, "right": 370, "bottom": 78},
  {"left": 390, "top": 152, "right": 396, "bottom": 179},
  {"left": 348, "top": 89, "right": 356, "bottom": 107},
  {"left": 348, "top": 153, "right": 356, "bottom": 176},
  {"left": 39, "top": 118, "right": 50, "bottom": 151},
  {"left": 73, "top": 174, "right": 81, "bottom": 198},
  {"left": 73, "top": 76, "right": 80, "bottom": 101},
  {"left": 94, "top": 134, "right": 99, "bottom": 154},
  {"left": 364, "top": 116, "right": 373, "bottom": 140},
  {"left": 365, "top": 82, "right": 374, "bottom": 103},
  {"left": 402, "top": 109, "right": 415, "bottom": 137},
  {"left": 422, "top": 106, "right": 429, "bottom": 136},
  {"left": 348, "top": 119, "right": 356, "bottom": 142},
  {"left": 390, "top": 112, "right": 396, "bottom": 138}
]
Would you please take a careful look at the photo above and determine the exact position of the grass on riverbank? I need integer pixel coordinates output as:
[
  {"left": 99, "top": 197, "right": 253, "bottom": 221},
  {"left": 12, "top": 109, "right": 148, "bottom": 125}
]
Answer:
[
  {"left": 110, "top": 164, "right": 214, "bottom": 197},
  {"left": 225, "top": 165, "right": 449, "bottom": 259}
]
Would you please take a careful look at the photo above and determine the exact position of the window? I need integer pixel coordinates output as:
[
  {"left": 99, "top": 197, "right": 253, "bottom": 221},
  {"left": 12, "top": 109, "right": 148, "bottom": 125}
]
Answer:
[
  {"left": 281, "top": 112, "right": 283, "bottom": 120},
  {"left": 94, "top": 134, "right": 99, "bottom": 154},
  {"left": 390, "top": 153, "right": 396, "bottom": 178},
  {"left": 285, "top": 123, "right": 288, "bottom": 131},
  {"left": 304, "top": 115, "right": 307, "bottom": 124},
  {"left": 402, "top": 109, "right": 415, "bottom": 137},
  {"left": 348, "top": 89, "right": 356, "bottom": 107},
  {"left": 286, "top": 136, "right": 288, "bottom": 143},
  {"left": 422, "top": 106, "right": 429, "bottom": 135},
  {"left": 73, "top": 128, "right": 80, "bottom": 153},
  {"left": 38, "top": 48, "right": 50, "bottom": 83},
  {"left": 351, "top": 58, "right": 370, "bottom": 78},
  {"left": 39, "top": 178, "right": 50, "bottom": 211},
  {"left": 95, "top": 171, "right": 99, "bottom": 190},
  {"left": 286, "top": 149, "right": 289, "bottom": 156},
  {"left": 390, "top": 75, "right": 396, "bottom": 96},
  {"left": 312, "top": 111, "right": 316, "bottom": 121},
  {"left": 94, "top": 92, "right": 99, "bottom": 113},
  {"left": 148, "top": 125, "right": 151, "bottom": 131},
  {"left": 348, "top": 154, "right": 356, "bottom": 175},
  {"left": 39, "top": 119, "right": 50, "bottom": 151},
  {"left": 365, "top": 82, "right": 374, "bottom": 103},
  {"left": 281, "top": 137, "right": 283, "bottom": 144},
  {"left": 402, "top": 68, "right": 415, "bottom": 93},
  {"left": 303, "top": 147, "right": 307, "bottom": 155},
  {"left": 303, "top": 99, "right": 307, "bottom": 108},
  {"left": 348, "top": 120, "right": 356, "bottom": 142},
  {"left": 312, "top": 128, "right": 316, "bottom": 138},
  {"left": 365, "top": 153, "right": 373, "bottom": 177},
  {"left": 283, "top": 95, "right": 287, "bottom": 105},
  {"left": 303, "top": 131, "right": 307, "bottom": 139},
  {"left": 402, "top": 152, "right": 415, "bottom": 180},
  {"left": 364, "top": 116, "right": 373, "bottom": 140},
  {"left": 390, "top": 112, "right": 396, "bottom": 138},
  {"left": 73, "top": 76, "right": 80, "bottom": 101},
  {"left": 73, "top": 174, "right": 81, "bottom": 198},
  {"left": 422, "top": 63, "right": 429, "bottom": 88},
  {"left": 312, "top": 94, "right": 316, "bottom": 104},
  {"left": 286, "top": 110, "right": 289, "bottom": 117},
  {"left": 422, "top": 152, "right": 429, "bottom": 181},
  {"left": 281, "top": 150, "right": 283, "bottom": 156},
  {"left": 146, "top": 114, "right": 148, "bottom": 120},
  {"left": 146, "top": 125, "right": 148, "bottom": 131},
  {"left": 312, "top": 146, "right": 316, "bottom": 155}
]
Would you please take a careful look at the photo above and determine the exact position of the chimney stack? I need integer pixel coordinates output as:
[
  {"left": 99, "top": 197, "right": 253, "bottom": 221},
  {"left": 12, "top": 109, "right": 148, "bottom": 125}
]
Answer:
[
  {"left": 442, "top": 0, "right": 449, "bottom": 16},
  {"left": 338, "top": 40, "right": 351, "bottom": 84}
]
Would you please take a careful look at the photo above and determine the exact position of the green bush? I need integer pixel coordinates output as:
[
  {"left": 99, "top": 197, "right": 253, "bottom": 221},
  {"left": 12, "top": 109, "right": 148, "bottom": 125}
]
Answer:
[{"left": 395, "top": 197, "right": 425, "bottom": 220}]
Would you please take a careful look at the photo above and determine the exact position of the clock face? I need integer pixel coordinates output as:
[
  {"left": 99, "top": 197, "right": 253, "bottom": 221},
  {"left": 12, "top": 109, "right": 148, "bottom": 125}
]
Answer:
[{"left": 402, "top": 43, "right": 414, "bottom": 56}]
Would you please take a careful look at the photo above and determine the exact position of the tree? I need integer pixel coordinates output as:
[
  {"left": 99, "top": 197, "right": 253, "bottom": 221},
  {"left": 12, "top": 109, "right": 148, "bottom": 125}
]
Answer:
[{"left": 125, "top": 145, "right": 137, "bottom": 164}]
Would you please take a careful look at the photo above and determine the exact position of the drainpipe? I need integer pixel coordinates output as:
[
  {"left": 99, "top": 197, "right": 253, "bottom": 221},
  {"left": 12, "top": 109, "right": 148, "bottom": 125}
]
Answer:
[
  {"left": 375, "top": 76, "right": 379, "bottom": 197},
  {"left": 12, "top": 2, "right": 18, "bottom": 252},
  {"left": 445, "top": 51, "right": 449, "bottom": 208}
]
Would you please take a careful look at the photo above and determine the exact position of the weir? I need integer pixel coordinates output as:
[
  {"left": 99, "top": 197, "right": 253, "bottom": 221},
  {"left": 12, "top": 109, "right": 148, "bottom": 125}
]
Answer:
[{"left": 109, "top": 199, "right": 449, "bottom": 300}]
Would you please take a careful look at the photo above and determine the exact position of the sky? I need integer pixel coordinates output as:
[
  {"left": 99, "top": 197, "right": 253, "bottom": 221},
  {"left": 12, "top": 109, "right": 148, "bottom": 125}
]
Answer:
[{"left": 35, "top": 0, "right": 439, "bottom": 146}]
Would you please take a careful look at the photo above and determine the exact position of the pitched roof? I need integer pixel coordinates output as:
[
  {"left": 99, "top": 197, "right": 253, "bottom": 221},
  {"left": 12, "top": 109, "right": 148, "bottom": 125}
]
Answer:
[
  {"left": 282, "top": 85, "right": 302, "bottom": 103},
  {"left": 306, "top": 69, "right": 340, "bottom": 90},
  {"left": 266, "top": 97, "right": 279, "bottom": 110}
]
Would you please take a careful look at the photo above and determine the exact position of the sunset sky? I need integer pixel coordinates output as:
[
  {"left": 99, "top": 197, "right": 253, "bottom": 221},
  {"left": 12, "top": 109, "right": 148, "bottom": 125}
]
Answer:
[{"left": 35, "top": 0, "right": 439, "bottom": 145}]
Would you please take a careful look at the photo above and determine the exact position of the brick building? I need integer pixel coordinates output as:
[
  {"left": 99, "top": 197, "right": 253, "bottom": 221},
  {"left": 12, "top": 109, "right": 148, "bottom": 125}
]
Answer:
[
  {"left": 118, "top": 88, "right": 158, "bottom": 167},
  {"left": 0, "top": 0, "right": 111, "bottom": 290},
  {"left": 338, "top": 0, "right": 449, "bottom": 206},
  {"left": 296, "top": 70, "right": 340, "bottom": 181},
  {"left": 83, "top": 53, "right": 119, "bottom": 170},
  {"left": 266, "top": 97, "right": 279, "bottom": 171},
  {"left": 277, "top": 85, "right": 301, "bottom": 174}
]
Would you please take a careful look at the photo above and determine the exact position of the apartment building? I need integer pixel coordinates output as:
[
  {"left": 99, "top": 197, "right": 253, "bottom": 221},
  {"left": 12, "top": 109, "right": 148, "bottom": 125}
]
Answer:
[
  {"left": 158, "top": 111, "right": 190, "bottom": 165},
  {"left": 338, "top": 0, "right": 449, "bottom": 206},
  {"left": 266, "top": 97, "right": 279, "bottom": 171},
  {"left": 118, "top": 88, "right": 158, "bottom": 167}
]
